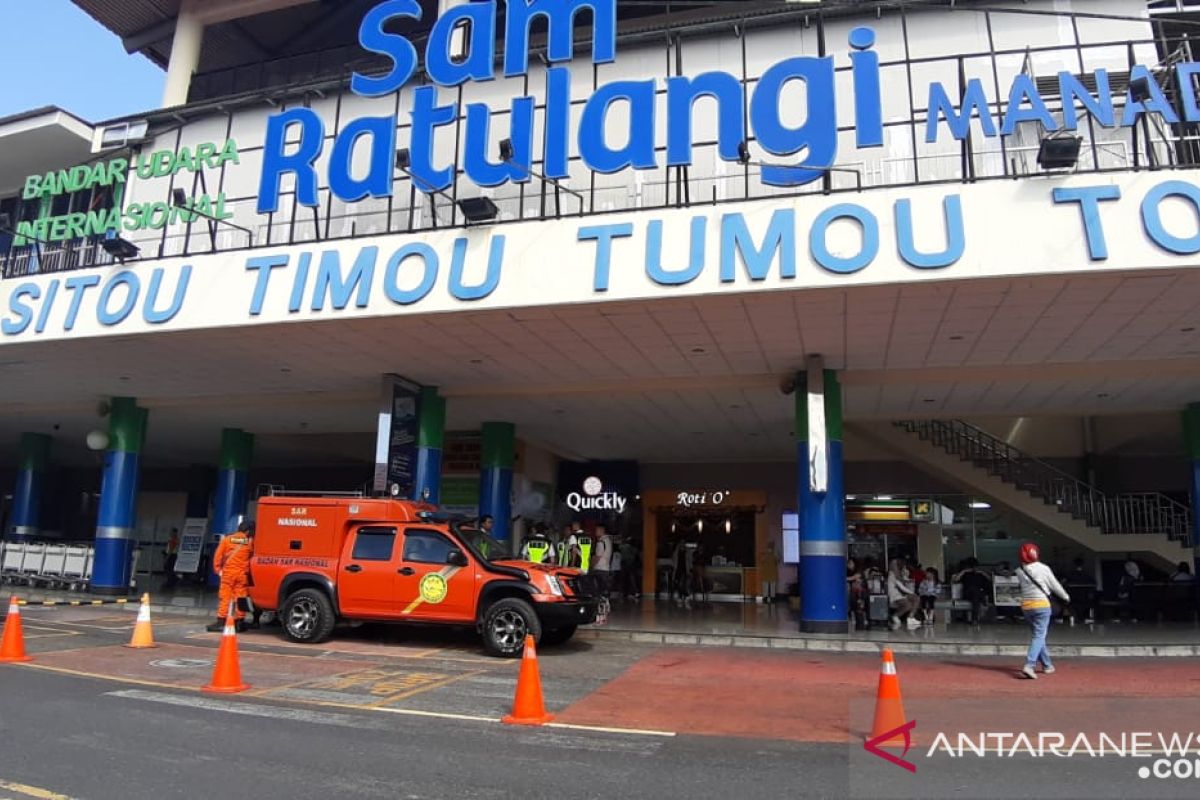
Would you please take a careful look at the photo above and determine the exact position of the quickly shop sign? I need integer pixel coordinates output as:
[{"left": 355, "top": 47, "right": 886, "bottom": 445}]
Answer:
[
  {"left": 254, "top": 0, "right": 1200, "bottom": 210},
  {"left": 566, "top": 476, "right": 627, "bottom": 514}
]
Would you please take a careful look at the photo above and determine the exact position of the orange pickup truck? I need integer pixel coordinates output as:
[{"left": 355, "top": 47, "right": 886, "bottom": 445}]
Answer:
[{"left": 248, "top": 495, "right": 599, "bottom": 657}]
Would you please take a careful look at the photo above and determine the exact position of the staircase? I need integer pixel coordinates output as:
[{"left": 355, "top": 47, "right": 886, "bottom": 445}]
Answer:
[{"left": 852, "top": 419, "right": 1194, "bottom": 570}]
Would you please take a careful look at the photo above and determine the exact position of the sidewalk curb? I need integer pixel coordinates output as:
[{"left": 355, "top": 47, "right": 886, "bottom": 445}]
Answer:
[
  {"left": 581, "top": 628, "right": 1200, "bottom": 658},
  {"left": 18, "top": 593, "right": 1200, "bottom": 658}
]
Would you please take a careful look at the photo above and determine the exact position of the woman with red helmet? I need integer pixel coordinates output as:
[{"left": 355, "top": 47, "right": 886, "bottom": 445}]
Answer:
[{"left": 1016, "top": 541, "right": 1071, "bottom": 680}]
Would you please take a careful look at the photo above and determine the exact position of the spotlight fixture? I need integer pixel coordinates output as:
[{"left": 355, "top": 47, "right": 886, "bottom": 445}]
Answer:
[
  {"left": 456, "top": 196, "right": 499, "bottom": 224},
  {"left": 496, "top": 138, "right": 585, "bottom": 215},
  {"left": 1037, "top": 134, "right": 1082, "bottom": 171},
  {"left": 101, "top": 235, "right": 141, "bottom": 263}
]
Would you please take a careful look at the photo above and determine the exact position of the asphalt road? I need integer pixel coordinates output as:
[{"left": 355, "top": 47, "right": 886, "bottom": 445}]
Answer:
[
  {"left": 0, "top": 666, "right": 838, "bottom": 800},
  {"left": 5, "top": 606, "right": 1200, "bottom": 799}
]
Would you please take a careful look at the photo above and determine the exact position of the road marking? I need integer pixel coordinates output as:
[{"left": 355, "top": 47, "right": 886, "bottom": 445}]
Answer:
[
  {"left": 182, "top": 631, "right": 500, "bottom": 664},
  {"left": 105, "top": 689, "right": 389, "bottom": 730},
  {"left": 369, "top": 669, "right": 489, "bottom": 707},
  {"left": 546, "top": 722, "right": 677, "bottom": 738},
  {"left": 0, "top": 779, "right": 73, "bottom": 800},
  {"left": 371, "top": 705, "right": 498, "bottom": 723},
  {"left": 16, "top": 662, "right": 194, "bottom": 693}
]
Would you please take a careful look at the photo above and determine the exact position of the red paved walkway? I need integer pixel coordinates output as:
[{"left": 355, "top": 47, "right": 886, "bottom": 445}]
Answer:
[{"left": 556, "top": 649, "right": 1200, "bottom": 743}]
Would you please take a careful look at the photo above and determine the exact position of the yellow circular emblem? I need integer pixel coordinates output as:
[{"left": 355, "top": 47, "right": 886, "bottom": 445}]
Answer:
[{"left": 419, "top": 573, "right": 448, "bottom": 604}]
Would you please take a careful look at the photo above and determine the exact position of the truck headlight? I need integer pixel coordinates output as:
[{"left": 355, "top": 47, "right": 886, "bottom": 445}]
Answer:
[{"left": 546, "top": 575, "right": 564, "bottom": 597}]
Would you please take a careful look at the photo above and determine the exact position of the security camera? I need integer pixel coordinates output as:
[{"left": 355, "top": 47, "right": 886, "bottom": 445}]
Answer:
[{"left": 779, "top": 375, "right": 797, "bottom": 396}]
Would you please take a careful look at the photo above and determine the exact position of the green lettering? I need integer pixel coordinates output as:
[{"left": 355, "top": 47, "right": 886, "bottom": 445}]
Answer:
[
  {"left": 219, "top": 139, "right": 240, "bottom": 166},
  {"left": 124, "top": 203, "right": 143, "bottom": 231},
  {"left": 14, "top": 220, "right": 36, "bottom": 245},
  {"left": 22, "top": 174, "right": 42, "bottom": 200},
  {"left": 85, "top": 209, "right": 117, "bottom": 236},
  {"left": 88, "top": 162, "right": 108, "bottom": 189},
  {"left": 68, "top": 166, "right": 91, "bottom": 193},
  {"left": 153, "top": 151, "right": 173, "bottom": 178},
  {"left": 135, "top": 154, "right": 154, "bottom": 179},
  {"left": 196, "top": 142, "right": 217, "bottom": 168},
  {"left": 49, "top": 215, "right": 69, "bottom": 242},
  {"left": 146, "top": 202, "right": 170, "bottom": 229},
  {"left": 64, "top": 212, "right": 87, "bottom": 240},
  {"left": 214, "top": 193, "right": 232, "bottom": 220},
  {"left": 108, "top": 158, "right": 128, "bottom": 184}
]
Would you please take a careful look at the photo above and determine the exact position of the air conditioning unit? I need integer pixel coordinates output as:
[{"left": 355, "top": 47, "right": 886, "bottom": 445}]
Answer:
[{"left": 91, "top": 120, "right": 152, "bottom": 153}]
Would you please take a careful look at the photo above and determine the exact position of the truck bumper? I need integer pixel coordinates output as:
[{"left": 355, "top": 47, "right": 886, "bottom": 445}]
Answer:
[{"left": 536, "top": 599, "right": 599, "bottom": 628}]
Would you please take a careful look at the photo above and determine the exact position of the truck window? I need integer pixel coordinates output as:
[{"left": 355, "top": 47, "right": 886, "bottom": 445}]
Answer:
[
  {"left": 403, "top": 530, "right": 455, "bottom": 565},
  {"left": 351, "top": 528, "right": 397, "bottom": 561}
]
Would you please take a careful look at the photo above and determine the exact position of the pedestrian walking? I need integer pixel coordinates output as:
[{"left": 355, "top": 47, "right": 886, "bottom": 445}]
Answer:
[
  {"left": 1016, "top": 542, "right": 1070, "bottom": 680},
  {"left": 163, "top": 527, "right": 180, "bottom": 589},
  {"left": 207, "top": 520, "right": 255, "bottom": 633},
  {"left": 592, "top": 524, "right": 613, "bottom": 598}
]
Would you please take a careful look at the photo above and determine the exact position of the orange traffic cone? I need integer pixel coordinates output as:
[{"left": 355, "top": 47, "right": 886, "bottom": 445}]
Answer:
[
  {"left": 501, "top": 635, "right": 553, "bottom": 726},
  {"left": 126, "top": 593, "right": 157, "bottom": 649},
  {"left": 0, "top": 596, "right": 32, "bottom": 663},
  {"left": 870, "top": 648, "right": 907, "bottom": 741},
  {"left": 203, "top": 603, "right": 250, "bottom": 694}
]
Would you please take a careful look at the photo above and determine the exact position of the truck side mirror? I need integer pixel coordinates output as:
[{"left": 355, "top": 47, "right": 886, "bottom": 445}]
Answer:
[{"left": 447, "top": 549, "right": 469, "bottom": 567}]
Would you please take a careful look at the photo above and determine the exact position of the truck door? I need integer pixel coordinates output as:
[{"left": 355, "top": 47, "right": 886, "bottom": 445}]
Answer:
[
  {"left": 396, "top": 528, "right": 476, "bottom": 622},
  {"left": 339, "top": 525, "right": 402, "bottom": 618}
]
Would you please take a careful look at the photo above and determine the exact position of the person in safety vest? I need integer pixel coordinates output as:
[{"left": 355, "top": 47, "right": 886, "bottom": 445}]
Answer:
[
  {"left": 521, "top": 524, "right": 551, "bottom": 564},
  {"left": 206, "top": 521, "right": 255, "bottom": 632}
]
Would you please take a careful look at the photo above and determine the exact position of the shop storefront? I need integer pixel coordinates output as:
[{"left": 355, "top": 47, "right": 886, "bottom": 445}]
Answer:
[{"left": 640, "top": 489, "right": 769, "bottom": 602}]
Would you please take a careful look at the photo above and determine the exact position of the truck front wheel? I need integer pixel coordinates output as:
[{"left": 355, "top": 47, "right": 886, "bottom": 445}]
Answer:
[
  {"left": 281, "top": 588, "right": 336, "bottom": 644},
  {"left": 482, "top": 597, "right": 541, "bottom": 657}
]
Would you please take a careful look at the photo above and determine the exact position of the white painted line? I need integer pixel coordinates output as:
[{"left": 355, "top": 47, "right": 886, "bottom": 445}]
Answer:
[
  {"left": 370, "top": 706, "right": 499, "bottom": 724},
  {"left": 105, "top": 689, "right": 388, "bottom": 730},
  {"left": 546, "top": 722, "right": 677, "bottom": 738},
  {"left": 0, "top": 778, "right": 74, "bottom": 800}
]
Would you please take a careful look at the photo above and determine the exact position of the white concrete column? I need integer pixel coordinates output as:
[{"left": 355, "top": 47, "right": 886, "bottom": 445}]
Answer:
[{"left": 162, "top": 5, "right": 204, "bottom": 108}]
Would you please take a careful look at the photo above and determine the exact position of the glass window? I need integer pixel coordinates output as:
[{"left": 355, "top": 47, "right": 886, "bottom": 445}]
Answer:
[
  {"left": 403, "top": 530, "right": 454, "bottom": 565},
  {"left": 351, "top": 528, "right": 396, "bottom": 561}
]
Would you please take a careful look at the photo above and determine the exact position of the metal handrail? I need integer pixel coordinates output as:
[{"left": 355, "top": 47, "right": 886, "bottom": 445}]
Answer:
[{"left": 896, "top": 420, "right": 1193, "bottom": 545}]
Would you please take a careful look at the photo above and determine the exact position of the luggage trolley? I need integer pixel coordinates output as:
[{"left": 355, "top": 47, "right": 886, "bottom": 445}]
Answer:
[
  {"left": 62, "top": 546, "right": 91, "bottom": 592},
  {"left": 35, "top": 544, "right": 69, "bottom": 588},
  {"left": 1, "top": 542, "right": 25, "bottom": 583},
  {"left": 18, "top": 543, "right": 47, "bottom": 586}
]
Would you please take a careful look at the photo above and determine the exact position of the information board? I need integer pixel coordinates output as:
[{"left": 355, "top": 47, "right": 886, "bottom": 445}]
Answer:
[{"left": 173, "top": 518, "right": 208, "bottom": 574}]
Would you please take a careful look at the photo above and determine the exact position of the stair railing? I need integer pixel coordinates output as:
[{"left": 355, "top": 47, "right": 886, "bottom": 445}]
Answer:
[{"left": 896, "top": 420, "right": 1193, "bottom": 546}]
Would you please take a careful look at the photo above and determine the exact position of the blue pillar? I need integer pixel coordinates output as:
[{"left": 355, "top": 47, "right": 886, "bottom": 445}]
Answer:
[
  {"left": 479, "top": 422, "right": 515, "bottom": 542},
  {"left": 208, "top": 428, "right": 254, "bottom": 588},
  {"left": 796, "top": 368, "right": 847, "bottom": 634},
  {"left": 1183, "top": 404, "right": 1200, "bottom": 589},
  {"left": 92, "top": 398, "right": 148, "bottom": 595},
  {"left": 8, "top": 433, "right": 50, "bottom": 541},
  {"left": 415, "top": 387, "right": 446, "bottom": 504}
]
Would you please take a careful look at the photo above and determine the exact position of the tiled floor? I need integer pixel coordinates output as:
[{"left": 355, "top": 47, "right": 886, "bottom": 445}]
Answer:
[{"left": 603, "top": 597, "right": 1200, "bottom": 646}]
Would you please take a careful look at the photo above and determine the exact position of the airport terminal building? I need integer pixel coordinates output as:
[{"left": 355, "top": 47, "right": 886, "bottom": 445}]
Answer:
[{"left": 2, "top": 0, "right": 1200, "bottom": 632}]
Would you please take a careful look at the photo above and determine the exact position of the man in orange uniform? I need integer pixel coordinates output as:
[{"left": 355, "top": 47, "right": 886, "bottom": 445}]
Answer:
[{"left": 206, "top": 521, "right": 255, "bottom": 632}]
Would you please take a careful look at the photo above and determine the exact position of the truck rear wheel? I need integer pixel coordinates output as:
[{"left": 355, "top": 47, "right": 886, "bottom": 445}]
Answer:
[
  {"left": 482, "top": 597, "right": 541, "bottom": 657},
  {"left": 281, "top": 588, "right": 335, "bottom": 644},
  {"left": 540, "top": 625, "right": 577, "bottom": 646}
]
